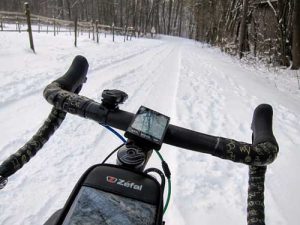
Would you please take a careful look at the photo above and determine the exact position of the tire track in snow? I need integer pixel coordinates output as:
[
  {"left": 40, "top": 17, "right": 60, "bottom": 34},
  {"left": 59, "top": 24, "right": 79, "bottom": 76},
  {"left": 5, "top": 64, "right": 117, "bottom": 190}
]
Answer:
[
  {"left": 172, "top": 42, "right": 248, "bottom": 225},
  {"left": 0, "top": 43, "right": 165, "bottom": 109}
]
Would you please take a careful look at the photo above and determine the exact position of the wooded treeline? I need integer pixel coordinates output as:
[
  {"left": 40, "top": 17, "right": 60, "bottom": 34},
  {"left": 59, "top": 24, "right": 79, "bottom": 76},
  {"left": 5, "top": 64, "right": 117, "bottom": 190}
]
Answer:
[
  {"left": 192, "top": 0, "right": 300, "bottom": 69},
  {"left": 0, "top": 0, "right": 299, "bottom": 69}
]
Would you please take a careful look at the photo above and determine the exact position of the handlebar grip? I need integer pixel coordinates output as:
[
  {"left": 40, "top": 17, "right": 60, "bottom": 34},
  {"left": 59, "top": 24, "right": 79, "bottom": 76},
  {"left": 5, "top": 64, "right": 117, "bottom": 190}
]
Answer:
[
  {"left": 212, "top": 104, "right": 278, "bottom": 166},
  {"left": 251, "top": 104, "right": 277, "bottom": 146},
  {"left": 247, "top": 166, "right": 266, "bottom": 225},
  {"left": 0, "top": 109, "right": 66, "bottom": 180},
  {"left": 54, "top": 55, "right": 89, "bottom": 93},
  {"left": 0, "top": 56, "right": 88, "bottom": 186}
]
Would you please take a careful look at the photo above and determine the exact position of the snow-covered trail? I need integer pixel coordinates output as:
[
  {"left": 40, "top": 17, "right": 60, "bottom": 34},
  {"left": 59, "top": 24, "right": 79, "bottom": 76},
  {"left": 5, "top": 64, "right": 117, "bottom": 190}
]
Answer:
[
  {"left": 171, "top": 42, "right": 300, "bottom": 225},
  {"left": 0, "top": 31, "right": 299, "bottom": 225}
]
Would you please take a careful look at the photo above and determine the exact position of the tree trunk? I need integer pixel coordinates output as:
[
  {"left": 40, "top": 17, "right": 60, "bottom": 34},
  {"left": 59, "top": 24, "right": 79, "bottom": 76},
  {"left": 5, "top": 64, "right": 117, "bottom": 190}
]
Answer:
[
  {"left": 195, "top": 4, "right": 201, "bottom": 41},
  {"left": 292, "top": 0, "right": 300, "bottom": 69},
  {"left": 173, "top": 0, "right": 181, "bottom": 34},
  {"left": 66, "top": 0, "right": 72, "bottom": 20},
  {"left": 125, "top": 0, "right": 129, "bottom": 26},
  {"left": 238, "top": 0, "right": 249, "bottom": 58},
  {"left": 139, "top": 0, "right": 144, "bottom": 31},
  {"left": 275, "top": 0, "right": 290, "bottom": 66},
  {"left": 57, "top": 0, "right": 64, "bottom": 19},
  {"left": 120, "top": 0, "right": 124, "bottom": 27},
  {"left": 110, "top": 1, "right": 115, "bottom": 25},
  {"left": 162, "top": 0, "right": 166, "bottom": 34},
  {"left": 155, "top": 0, "right": 160, "bottom": 33},
  {"left": 209, "top": 0, "right": 217, "bottom": 44},
  {"left": 133, "top": 0, "right": 137, "bottom": 27},
  {"left": 144, "top": 0, "right": 149, "bottom": 32},
  {"left": 96, "top": 0, "right": 100, "bottom": 23},
  {"left": 167, "top": 0, "right": 173, "bottom": 34},
  {"left": 188, "top": 8, "right": 194, "bottom": 39},
  {"left": 178, "top": 0, "right": 183, "bottom": 36}
]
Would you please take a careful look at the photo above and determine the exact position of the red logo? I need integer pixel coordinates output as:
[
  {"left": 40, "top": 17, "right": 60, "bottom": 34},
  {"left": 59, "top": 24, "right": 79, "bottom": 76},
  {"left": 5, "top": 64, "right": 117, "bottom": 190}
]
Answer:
[{"left": 106, "top": 176, "right": 118, "bottom": 184}]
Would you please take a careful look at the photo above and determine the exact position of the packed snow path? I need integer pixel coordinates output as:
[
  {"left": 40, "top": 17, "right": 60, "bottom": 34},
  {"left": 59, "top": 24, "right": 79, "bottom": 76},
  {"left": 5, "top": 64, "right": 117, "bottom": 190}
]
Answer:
[{"left": 0, "top": 31, "right": 299, "bottom": 225}]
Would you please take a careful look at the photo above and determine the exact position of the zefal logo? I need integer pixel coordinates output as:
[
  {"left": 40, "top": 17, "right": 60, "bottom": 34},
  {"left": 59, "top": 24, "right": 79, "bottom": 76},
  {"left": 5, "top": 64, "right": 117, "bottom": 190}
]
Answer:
[
  {"left": 106, "top": 176, "right": 143, "bottom": 191},
  {"left": 106, "top": 176, "right": 118, "bottom": 184}
]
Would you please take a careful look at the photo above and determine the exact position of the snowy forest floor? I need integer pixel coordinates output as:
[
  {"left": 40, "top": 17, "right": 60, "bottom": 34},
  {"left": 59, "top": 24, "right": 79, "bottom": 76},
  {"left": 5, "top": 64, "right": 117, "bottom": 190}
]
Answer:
[{"left": 0, "top": 30, "right": 299, "bottom": 225}]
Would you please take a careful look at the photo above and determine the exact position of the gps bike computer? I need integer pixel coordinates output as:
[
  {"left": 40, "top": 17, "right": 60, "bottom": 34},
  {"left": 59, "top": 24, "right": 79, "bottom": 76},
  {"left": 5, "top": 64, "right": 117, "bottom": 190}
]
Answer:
[{"left": 125, "top": 106, "right": 170, "bottom": 150}]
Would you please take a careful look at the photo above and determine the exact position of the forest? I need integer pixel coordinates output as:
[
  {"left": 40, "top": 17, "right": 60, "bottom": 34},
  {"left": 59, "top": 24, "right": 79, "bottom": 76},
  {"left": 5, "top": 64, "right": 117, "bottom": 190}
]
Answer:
[{"left": 0, "top": 0, "right": 299, "bottom": 69}]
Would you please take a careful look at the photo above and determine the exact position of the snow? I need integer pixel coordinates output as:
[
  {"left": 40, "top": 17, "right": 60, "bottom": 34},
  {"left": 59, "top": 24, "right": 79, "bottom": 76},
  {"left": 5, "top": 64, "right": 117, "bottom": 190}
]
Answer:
[{"left": 0, "top": 28, "right": 300, "bottom": 225}]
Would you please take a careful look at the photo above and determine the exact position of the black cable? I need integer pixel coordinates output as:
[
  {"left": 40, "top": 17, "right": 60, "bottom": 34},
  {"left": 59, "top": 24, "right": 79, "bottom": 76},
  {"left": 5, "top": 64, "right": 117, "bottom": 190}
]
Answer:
[
  {"left": 144, "top": 168, "right": 166, "bottom": 191},
  {"left": 101, "top": 144, "right": 125, "bottom": 164}
]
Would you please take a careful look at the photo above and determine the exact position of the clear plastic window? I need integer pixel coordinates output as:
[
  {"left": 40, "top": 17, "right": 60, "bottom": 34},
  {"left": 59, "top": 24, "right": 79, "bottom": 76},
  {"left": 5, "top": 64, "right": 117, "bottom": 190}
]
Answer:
[{"left": 62, "top": 186, "right": 157, "bottom": 225}]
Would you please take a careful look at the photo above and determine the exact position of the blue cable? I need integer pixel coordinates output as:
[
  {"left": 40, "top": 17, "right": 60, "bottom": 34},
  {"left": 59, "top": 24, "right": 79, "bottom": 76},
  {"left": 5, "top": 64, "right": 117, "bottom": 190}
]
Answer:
[{"left": 102, "top": 125, "right": 126, "bottom": 143}]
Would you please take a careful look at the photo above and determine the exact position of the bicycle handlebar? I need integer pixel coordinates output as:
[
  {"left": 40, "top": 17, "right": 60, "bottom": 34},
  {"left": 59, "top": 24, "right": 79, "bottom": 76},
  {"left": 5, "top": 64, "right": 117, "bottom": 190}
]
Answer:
[
  {"left": 0, "top": 56, "right": 279, "bottom": 225},
  {"left": 43, "top": 74, "right": 279, "bottom": 167},
  {"left": 43, "top": 56, "right": 278, "bottom": 225}
]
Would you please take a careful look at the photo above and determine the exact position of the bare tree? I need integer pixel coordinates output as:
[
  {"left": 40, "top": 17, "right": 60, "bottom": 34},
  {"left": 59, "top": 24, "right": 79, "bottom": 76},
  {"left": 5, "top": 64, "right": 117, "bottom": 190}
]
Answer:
[
  {"left": 178, "top": 0, "right": 183, "bottom": 36},
  {"left": 238, "top": 0, "right": 249, "bottom": 59},
  {"left": 167, "top": 0, "right": 173, "bottom": 34},
  {"left": 292, "top": 0, "right": 300, "bottom": 69}
]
